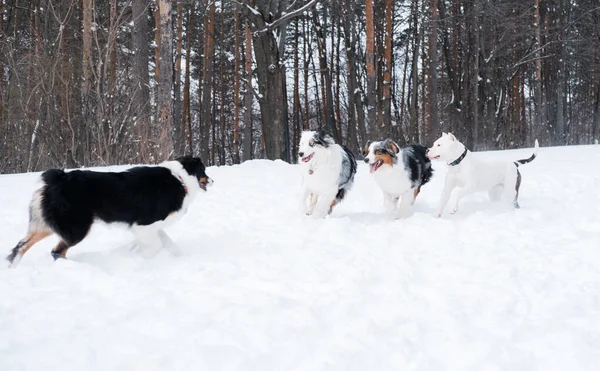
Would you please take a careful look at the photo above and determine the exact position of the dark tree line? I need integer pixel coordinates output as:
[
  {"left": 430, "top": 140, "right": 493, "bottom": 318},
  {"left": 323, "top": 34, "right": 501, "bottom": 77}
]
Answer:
[{"left": 0, "top": 0, "right": 598, "bottom": 173}]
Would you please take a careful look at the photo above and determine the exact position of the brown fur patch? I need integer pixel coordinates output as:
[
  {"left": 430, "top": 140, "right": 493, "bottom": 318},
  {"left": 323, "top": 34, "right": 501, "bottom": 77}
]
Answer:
[
  {"left": 328, "top": 199, "right": 337, "bottom": 214},
  {"left": 414, "top": 186, "right": 421, "bottom": 199},
  {"left": 199, "top": 176, "right": 208, "bottom": 184},
  {"left": 19, "top": 230, "right": 52, "bottom": 257},
  {"left": 374, "top": 152, "right": 394, "bottom": 167}
]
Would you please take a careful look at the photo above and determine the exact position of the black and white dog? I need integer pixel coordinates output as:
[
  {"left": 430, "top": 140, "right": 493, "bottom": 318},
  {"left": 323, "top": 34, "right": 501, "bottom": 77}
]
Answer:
[
  {"left": 298, "top": 130, "right": 357, "bottom": 217},
  {"left": 363, "top": 139, "right": 433, "bottom": 218},
  {"left": 7, "top": 156, "right": 212, "bottom": 266}
]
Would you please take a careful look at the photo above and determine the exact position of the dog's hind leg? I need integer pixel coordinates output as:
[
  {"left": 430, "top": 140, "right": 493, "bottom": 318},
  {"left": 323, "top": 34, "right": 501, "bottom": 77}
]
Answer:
[
  {"left": 328, "top": 188, "right": 349, "bottom": 215},
  {"left": 7, "top": 190, "right": 53, "bottom": 266},
  {"left": 7, "top": 230, "right": 52, "bottom": 266},
  {"left": 412, "top": 186, "right": 421, "bottom": 205},
  {"left": 513, "top": 169, "right": 522, "bottom": 209}
]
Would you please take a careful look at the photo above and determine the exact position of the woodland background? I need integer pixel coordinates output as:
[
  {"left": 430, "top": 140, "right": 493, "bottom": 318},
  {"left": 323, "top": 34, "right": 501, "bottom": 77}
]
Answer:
[{"left": 0, "top": 0, "right": 599, "bottom": 173}]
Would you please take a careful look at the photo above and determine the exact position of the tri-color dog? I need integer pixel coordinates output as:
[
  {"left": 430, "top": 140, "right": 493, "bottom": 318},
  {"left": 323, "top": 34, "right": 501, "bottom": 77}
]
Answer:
[
  {"left": 426, "top": 132, "right": 538, "bottom": 217},
  {"left": 298, "top": 130, "right": 357, "bottom": 218},
  {"left": 7, "top": 156, "right": 212, "bottom": 266},
  {"left": 363, "top": 139, "right": 433, "bottom": 218}
]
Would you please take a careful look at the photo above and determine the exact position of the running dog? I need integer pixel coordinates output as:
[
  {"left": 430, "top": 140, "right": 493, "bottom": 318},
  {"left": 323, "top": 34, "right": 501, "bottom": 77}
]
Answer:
[
  {"left": 7, "top": 156, "right": 212, "bottom": 266},
  {"left": 298, "top": 130, "right": 357, "bottom": 218},
  {"left": 363, "top": 139, "right": 433, "bottom": 218},
  {"left": 426, "top": 132, "right": 538, "bottom": 217}
]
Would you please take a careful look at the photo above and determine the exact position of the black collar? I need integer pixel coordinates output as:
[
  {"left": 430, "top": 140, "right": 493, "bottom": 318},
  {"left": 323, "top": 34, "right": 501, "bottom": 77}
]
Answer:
[{"left": 448, "top": 148, "right": 468, "bottom": 166}]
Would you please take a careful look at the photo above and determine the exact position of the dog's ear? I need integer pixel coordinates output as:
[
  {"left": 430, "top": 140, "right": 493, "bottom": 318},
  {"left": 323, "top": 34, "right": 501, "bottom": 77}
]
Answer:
[
  {"left": 384, "top": 138, "right": 400, "bottom": 154},
  {"left": 442, "top": 132, "right": 447, "bottom": 137},
  {"left": 448, "top": 133, "right": 456, "bottom": 141},
  {"left": 315, "top": 130, "right": 333, "bottom": 147},
  {"left": 363, "top": 140, "right": 372, "bottom": 156},
  {"left": 381, "top": 139, "right": 399, "bottom": 157}
]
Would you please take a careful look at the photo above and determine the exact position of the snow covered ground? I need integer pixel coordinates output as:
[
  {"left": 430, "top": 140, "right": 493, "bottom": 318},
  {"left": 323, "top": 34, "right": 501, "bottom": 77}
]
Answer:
[{"left": 1, "top": 143, "right": 600, "bottom": 371}]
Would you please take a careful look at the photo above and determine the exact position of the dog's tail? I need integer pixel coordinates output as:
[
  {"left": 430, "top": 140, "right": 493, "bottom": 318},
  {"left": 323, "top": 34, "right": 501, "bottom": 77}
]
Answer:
[
  {"left": 41, "top": 168, "right": 66, "bottom": 185},
  {"left": 514, "top": 139, "right": 539, "bottom": 167}
]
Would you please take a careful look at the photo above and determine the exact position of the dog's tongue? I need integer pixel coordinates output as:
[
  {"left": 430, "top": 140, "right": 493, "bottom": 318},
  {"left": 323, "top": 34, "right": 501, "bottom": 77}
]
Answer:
[
  {"left": 302, "top": 153, "right": 314, "bottom": 163},
  {"left": 369, "top": 163, "right": 378, "bottom": 173}
]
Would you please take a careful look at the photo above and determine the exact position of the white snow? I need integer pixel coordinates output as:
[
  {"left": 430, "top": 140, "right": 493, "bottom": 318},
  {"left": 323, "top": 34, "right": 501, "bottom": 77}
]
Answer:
[{"left": 1, "top": 145, "right": 600, "bottom": 370}]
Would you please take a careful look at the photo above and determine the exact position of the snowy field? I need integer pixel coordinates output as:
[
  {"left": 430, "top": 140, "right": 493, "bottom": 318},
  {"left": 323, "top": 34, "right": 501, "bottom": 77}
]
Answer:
[{"left": 1, "top": 143, "right": 600, "bottom": 371}]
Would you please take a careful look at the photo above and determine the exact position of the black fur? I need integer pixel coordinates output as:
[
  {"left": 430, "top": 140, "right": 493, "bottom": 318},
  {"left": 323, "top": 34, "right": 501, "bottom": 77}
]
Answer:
[
  {"left": 514, "top": 152, "right": 537, "bottom": 166},
  {"left": 312, "top": 130, "right": 335, "bottom": 148},
  {"left": 401, "top": 144, "right": 433, "bottom": 188}
]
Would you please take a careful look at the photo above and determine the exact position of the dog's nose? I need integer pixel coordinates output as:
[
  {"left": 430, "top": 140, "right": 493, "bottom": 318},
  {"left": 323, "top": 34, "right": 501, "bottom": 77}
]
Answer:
[
  {"left": 298, "top": 152, "right": 304, "bottom": 157},
  {"left": 363, "top": 158, "right": 369, "bottom": 164}
]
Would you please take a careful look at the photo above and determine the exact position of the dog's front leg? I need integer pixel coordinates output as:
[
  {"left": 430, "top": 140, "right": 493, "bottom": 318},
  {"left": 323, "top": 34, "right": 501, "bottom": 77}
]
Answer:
[
  {"left": 435, "top": 177, "right": 456, "bottom": 217},
  {"left": 306, "top": 193, "right": 319, "bottom": 216},
  {"left": 396, "top": 190, "right": 415, "bottom": 219},
  {"left": 158, "top": 230, "right": 182, "bottom": 257},
  {"left": 299, "top": 187, "right": 311, "bottom": 214},
  {"left": 450, "top": 185, "right": 474, "bottom": 214},
  {"left": 133, "top": 227, "right": 162, "bottom": 258},
  {"left": 383, "top": 192, "right": 399, "bottom": 214}
]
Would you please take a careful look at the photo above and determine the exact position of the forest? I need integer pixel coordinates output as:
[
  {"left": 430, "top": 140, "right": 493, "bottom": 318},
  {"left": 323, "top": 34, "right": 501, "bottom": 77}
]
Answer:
[{"left": 0, "top": 0, "right": 598, "bottom": 173}]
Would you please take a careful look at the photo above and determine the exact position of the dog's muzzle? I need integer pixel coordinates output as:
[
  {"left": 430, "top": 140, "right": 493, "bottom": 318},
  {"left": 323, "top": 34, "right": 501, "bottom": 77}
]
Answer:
[{"left": 199, "top": 177, "right": 213, "bottom": 191}]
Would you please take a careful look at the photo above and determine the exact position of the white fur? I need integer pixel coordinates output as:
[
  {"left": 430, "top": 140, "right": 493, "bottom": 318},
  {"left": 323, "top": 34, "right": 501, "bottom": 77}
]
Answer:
[
  {"left": 298, "top": 131, "right": 344, "bottom": 218},
  {"left": 427, "top": 133, "right": 538, "bottom": 217},
  {"left": 365, "top": 142, "right": 415, "bottom": 218}
]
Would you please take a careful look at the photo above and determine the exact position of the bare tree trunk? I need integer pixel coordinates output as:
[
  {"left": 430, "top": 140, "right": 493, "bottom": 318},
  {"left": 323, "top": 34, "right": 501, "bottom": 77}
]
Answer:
[
  {"left": 409, "top": 0, "right": 420, "bottom": 142},
  {"left": 157, "top": 0, "right": 174, "bottom": 158},
  {"left": 182, "top": 3, "right": 194, "bottom": 153},
  {"left": 82, "top": 0, "right": 93, "bottom": 95},
  {"left": 304, "top": 16, "right": 310, "bottom": 131},
  {"left": 172, "top": 0, "right": 184, "bottom": 154},
  {"left": 132, "top": 0, "right": 152, "bottom": 162},
  {"left": 243, "top": 13, "right": 253, "bottom": 161},
  {"left": 312, "top": 9, "right": 338, "bottom": 140},
  {"left": 201, "top": 2, "right": 215, "bottom": 163},
  {"left": 232, "top": 4, "right": 241, "bottom": 164},
  {"left": 428, "top": 0, "right": 439, "bottom": 144},
  {"left": 293, "top": 18, "right": 301, "bottom": 158},
  {"left": 365, "top": 0, "right": 377, "bottom": 137},
  {"left": 534, "top": 0, "right": 543, "bottom": 143},
  {"left": 382, "top": 0, "right": 393, "bottom": 134}
]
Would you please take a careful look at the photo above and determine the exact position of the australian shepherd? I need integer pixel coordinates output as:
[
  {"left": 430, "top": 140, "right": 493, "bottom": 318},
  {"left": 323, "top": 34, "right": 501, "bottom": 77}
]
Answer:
[
  {"left": 363, "top": 139, "right": 433, "bottom": 218},
  {"left": 7, "top": 156, "right": 212, "bottom": 266},
  {"left": 298, "top": 130, "right": 357, "bottom": 218}
]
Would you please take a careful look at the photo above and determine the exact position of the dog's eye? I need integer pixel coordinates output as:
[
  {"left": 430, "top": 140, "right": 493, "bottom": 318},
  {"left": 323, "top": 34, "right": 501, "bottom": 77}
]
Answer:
[
  {"left": 309, "top": 140, "right": 315, "bottom": 147},
  {"left": 437, "top": 144, "right": 441, "bottom": 147}
]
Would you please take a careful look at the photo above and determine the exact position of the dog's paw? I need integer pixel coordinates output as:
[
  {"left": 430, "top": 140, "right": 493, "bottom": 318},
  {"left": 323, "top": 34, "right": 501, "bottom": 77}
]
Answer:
[
  {"left": 432, "top": 211, "right": 442, "bottom": 218},
  {"left": 450, "top": 209, "right": 458, "bottom": 214}
]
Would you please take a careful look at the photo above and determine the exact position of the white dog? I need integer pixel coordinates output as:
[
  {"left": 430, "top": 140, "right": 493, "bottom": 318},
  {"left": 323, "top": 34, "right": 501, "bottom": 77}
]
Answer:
[
  {"left": 298, "top": 130, "right": 357, "bottom": 218},
  {"left": 426, "top": 133, "right": 538, "bottom": 217}
]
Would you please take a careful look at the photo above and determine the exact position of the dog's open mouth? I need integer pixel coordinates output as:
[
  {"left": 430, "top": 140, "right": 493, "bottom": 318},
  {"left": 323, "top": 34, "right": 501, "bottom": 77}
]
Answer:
[
  {"left": 369, "top": 159, "right": 384, "bottom": 173},
  {"left": 301, "top": 153, "right": 315, "bottom": 163},
  {"left": 200, "top": 182, "right": 208, "bottom": 191},
  {"left": 428, "top": 155, "right": 440, "bottom": 160}
]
